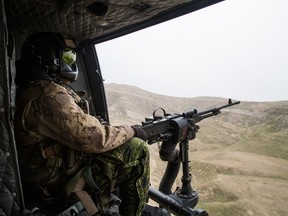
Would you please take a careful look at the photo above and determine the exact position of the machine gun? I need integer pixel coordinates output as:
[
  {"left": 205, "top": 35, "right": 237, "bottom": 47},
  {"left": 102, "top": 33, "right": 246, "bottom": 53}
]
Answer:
[{"left": 141, "top": 99, "right": 240, "bottom": 216}]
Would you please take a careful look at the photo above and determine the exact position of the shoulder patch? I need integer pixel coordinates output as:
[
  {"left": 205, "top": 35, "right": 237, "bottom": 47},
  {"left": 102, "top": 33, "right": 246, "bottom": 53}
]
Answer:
[
  {"left": 42, "top": 81, "right": 68, "bottom": 96},
  {"left": 54, "top": 92, "right": 73, "bottom": 105}
]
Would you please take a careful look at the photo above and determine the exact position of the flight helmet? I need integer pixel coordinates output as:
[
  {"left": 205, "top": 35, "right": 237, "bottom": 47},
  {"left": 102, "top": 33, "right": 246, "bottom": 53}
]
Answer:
[{"left": 21, "top": 32, "right": 78, "bottom": 82}]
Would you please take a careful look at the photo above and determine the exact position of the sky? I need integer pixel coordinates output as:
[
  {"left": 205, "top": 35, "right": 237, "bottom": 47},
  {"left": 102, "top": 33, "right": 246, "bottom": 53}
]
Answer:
[{"left": 95, "top": 0, "right": 288, "bottom": 102}]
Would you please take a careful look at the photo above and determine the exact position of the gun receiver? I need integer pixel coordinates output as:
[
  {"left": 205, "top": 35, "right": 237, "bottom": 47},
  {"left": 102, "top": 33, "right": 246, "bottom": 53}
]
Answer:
[{"left": 142, "top": 99, "right": 240, "bottom": 216}]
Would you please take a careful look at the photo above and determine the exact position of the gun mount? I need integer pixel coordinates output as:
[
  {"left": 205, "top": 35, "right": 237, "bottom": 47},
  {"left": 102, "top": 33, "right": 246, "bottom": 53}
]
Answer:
[{"left": 142, "top": 99, "right": 240, "bottom": 216}]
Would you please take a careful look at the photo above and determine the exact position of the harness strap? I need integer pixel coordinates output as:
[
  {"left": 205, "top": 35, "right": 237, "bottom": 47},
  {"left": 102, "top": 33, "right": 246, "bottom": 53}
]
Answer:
[
  {"left": 85, "top": 159, "right": 115, "bottom": 192},
  {"left": 84, "top": 165, "right": 102, "bottom": 192},
  {"left": 61, "top": 166, "right": 99, "bottom": 215},
  {"left": 83, "top": 160, "right": 116, "bottom": 214},
  {"left": 62, "top": 165, "right": 88, "bottom": 199},
  {"left": 66, "top": 148, "right": 75, "bottom": 169},
  {"left": 73, "top": 191, "right": 98, "bottom": 216},
  {"left": 63, "top": 148, "right": 82, "bottom": 176},
  {"left": 46, "top": 158, "right": 63, "bottom": 168}
]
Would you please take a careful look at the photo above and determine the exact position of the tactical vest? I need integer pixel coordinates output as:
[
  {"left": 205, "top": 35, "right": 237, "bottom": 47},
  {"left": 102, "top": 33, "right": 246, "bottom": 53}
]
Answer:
[{"left": 15, "top": 80, "right": 90, "bottom": 197}]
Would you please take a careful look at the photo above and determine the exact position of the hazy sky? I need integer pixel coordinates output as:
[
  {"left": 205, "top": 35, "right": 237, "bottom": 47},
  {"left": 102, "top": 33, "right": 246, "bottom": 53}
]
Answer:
[{"left": 96, "top": 0, "right": 288, "bottom": 102}]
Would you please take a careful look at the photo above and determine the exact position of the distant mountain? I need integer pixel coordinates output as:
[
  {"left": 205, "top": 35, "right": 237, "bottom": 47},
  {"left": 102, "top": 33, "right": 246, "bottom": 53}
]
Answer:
[
  {"left": 105, "top": 83, "right": 241, "bottom": 124},
  {"left": 105, "top": 83, "right": 288, "bottom": 158},
  {"left": 105, "top": 83, "right": 288, "bottom": 216}
]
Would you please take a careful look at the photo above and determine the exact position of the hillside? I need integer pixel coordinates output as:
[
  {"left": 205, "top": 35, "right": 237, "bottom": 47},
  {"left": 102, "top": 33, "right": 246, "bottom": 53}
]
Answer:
[{"left": 105, "top": 83, "right": 288, "bottom": 216}]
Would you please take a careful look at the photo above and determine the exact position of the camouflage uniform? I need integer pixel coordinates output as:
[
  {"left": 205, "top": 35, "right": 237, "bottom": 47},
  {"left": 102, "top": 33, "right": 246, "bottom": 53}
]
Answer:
[{"left": 14, "top": 80, "right": 150, "bottom": 216}]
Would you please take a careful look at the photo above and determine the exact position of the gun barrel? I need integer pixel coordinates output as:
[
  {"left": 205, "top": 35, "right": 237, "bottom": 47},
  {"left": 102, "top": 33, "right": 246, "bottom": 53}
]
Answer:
[{"left": 194, "top": 99, "right": 240, "bottom": 118}]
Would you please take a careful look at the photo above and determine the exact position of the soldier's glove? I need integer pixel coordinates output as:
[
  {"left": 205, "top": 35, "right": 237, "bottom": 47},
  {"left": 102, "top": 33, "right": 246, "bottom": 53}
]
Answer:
[{"left": 131, "top": 125, "right": 147, "bottom": 141}]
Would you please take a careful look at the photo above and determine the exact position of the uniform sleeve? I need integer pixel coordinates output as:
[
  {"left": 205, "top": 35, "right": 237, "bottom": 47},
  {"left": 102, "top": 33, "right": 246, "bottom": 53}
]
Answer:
[{"left": 34, "top": 91, "right": 135, "bottom": 153}]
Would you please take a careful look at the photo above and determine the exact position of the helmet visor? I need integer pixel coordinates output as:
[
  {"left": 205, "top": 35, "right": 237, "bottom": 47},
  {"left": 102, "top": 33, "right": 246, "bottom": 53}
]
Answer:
[{"left": 62, "top": 48, "right": 76, "bottom": 65}]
